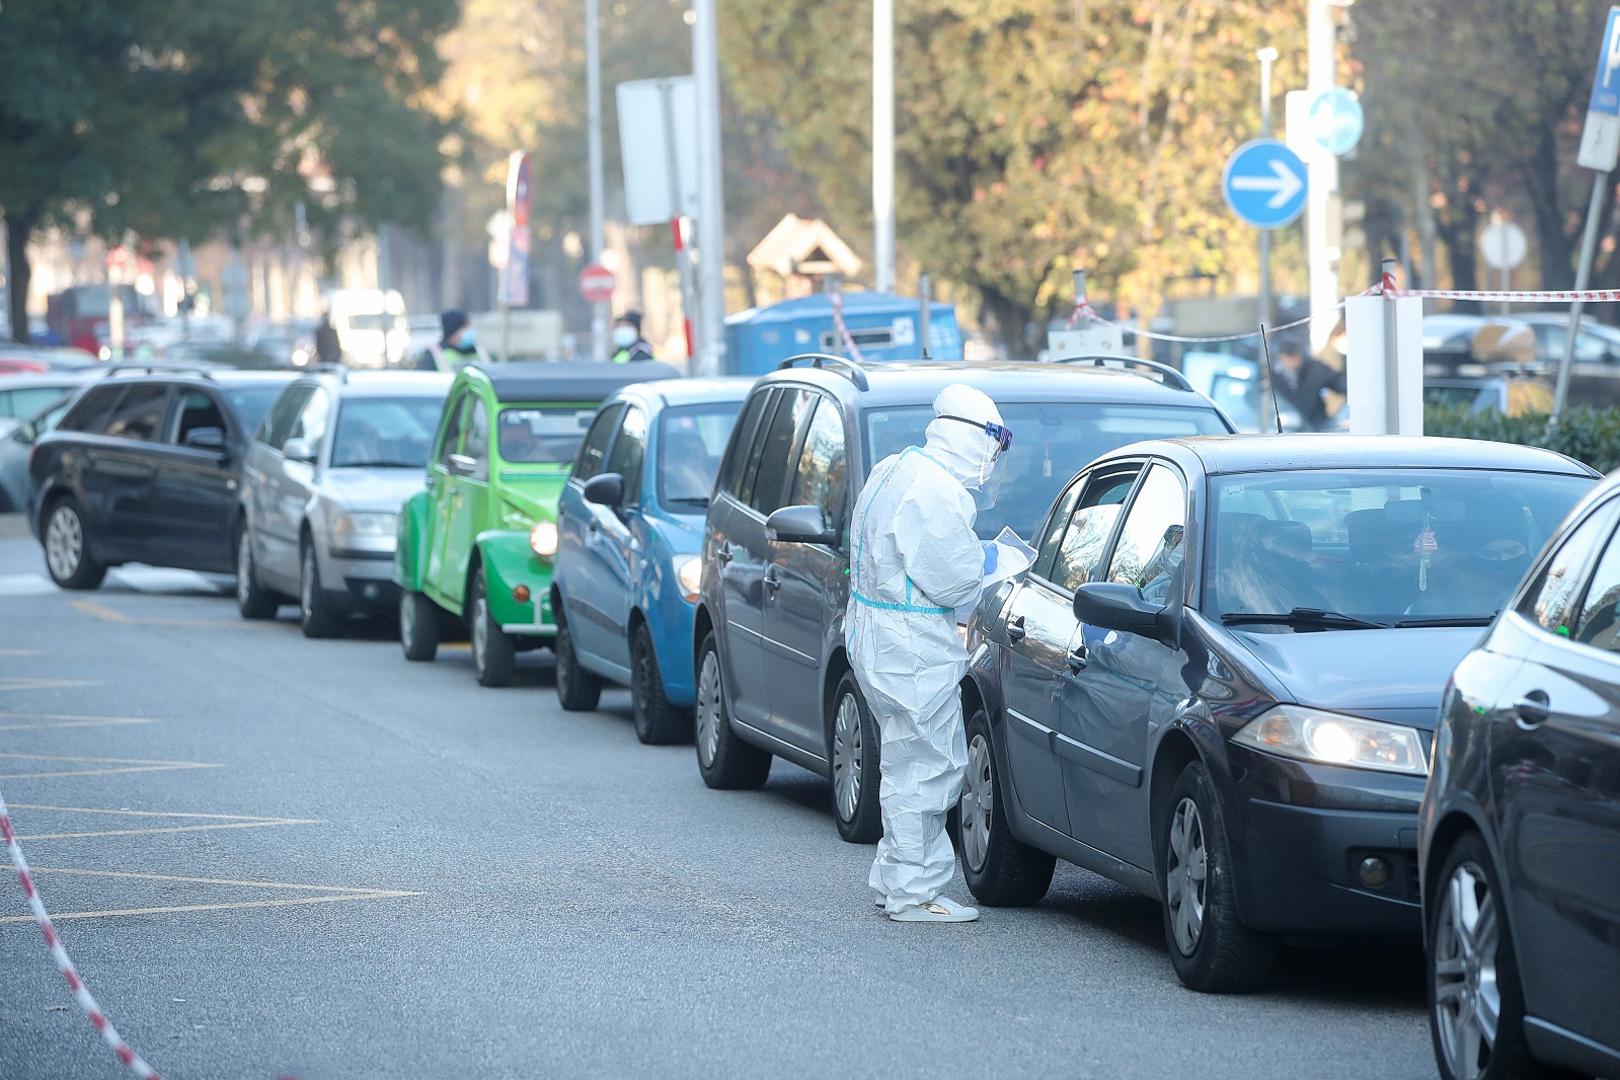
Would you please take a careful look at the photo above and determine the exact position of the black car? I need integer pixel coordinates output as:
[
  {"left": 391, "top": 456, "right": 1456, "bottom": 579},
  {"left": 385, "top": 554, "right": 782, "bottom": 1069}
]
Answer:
[
  {"left": 1422, "top": 474, "right": 1620, "bottom": 1080},
  {"left": 693, "top": 356, "right": 1233, "bottom": 843},
  {"left": 28, "top": 367, "right": 295, "bottom": 588},
  {"left": 957, "top": 435, "right": 1595, "bottom": 992}
]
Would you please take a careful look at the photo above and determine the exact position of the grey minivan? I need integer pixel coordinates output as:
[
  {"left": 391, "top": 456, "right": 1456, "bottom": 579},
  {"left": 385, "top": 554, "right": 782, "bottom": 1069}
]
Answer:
[
  {"left": 236, "top": 369, "right": 452, "bottom": 636},
  {"left": 690, "top": 357, "right": 1233, "bottom": 843}
]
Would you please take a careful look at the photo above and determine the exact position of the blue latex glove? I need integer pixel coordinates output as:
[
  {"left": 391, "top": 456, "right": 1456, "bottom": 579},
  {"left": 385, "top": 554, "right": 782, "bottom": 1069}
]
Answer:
[{"left": 983, "top": 542, "right": 998, "bottom": 574}]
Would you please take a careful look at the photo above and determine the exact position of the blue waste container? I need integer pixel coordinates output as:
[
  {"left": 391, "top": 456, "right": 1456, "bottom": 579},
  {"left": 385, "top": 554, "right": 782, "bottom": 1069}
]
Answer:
[{"left": 724, "top": 292, "right": 961, "bottom": 376}]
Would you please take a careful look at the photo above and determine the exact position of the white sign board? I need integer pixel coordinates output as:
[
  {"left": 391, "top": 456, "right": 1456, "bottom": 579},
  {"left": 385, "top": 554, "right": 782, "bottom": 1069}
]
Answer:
[
  {"left": 1046, "top": 324, "right": 1124, "bottom": 358},
  {"left": 1480, "top": 221, "right": 1528, "bottom": 270},
  {"left": 470, "top": 309, "right": 564, "bottom": 360},
  {"left": 616, "top": 77, "right": 699, "bottom": 225},
  {"left": 1579, "top": 6, "right": 1620, "bottom": 172}
]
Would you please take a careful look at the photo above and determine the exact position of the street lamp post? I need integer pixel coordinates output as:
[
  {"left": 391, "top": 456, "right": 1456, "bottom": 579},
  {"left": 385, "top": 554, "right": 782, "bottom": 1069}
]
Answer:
[
  {"left": 586, "top": 0, "right": 608, "bottom": 363},
  {"left": 1257, "top": 46, "right": 1278, "bottom": 332},
  {"left": 873, "top": 0, "right": 895, "bottom": 294}
]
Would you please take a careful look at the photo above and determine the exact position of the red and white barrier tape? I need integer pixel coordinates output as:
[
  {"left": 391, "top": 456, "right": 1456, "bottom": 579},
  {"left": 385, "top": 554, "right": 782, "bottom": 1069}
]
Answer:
[
  {"left": 1378, "top": 286, "right": 1620, "bottom": 303},
  {"left": 1, "top": 789, "right": 161, "bottom": 1079},
  {"left": 1067, "top": 300, "right": 1328, "bottom": 344},
  {"left": 830, "top": 293, "right": 866, "bottom": 363}
]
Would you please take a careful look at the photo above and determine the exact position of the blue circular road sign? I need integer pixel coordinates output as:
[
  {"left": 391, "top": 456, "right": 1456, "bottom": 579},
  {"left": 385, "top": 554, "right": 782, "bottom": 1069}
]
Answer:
[
  {"left": 1222, "top": 139, "right": 1308, "bottom": 230},
  {"left": 1308, "top": 87, "right": 1364, "bottom": 156}
]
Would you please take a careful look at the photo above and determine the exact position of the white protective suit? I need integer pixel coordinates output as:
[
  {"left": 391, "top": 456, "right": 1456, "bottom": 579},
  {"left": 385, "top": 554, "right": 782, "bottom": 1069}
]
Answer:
[{"left": 846, "top": 384, "right": 1007, "bottom": 915}]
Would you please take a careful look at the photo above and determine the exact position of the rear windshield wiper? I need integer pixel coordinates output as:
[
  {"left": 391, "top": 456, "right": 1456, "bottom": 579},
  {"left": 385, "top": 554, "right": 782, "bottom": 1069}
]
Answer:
[
  {"left": 1393, "top": 613, "right": 1497, "bottom": 628},
  {"left": 1221, "top": 607, "right": 1390, "bottom": 631}
]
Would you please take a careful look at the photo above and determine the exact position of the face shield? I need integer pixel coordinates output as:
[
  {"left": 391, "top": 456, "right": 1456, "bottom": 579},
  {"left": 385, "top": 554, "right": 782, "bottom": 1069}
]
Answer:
[{"left": 938, "top": 414, "right": 1012, "bottom": 509}]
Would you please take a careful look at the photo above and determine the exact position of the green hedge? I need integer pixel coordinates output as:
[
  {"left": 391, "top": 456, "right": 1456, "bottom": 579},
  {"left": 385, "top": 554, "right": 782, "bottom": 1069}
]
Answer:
[{"left": 1424, "top": 405, "right": 1620, "bottom": 474}]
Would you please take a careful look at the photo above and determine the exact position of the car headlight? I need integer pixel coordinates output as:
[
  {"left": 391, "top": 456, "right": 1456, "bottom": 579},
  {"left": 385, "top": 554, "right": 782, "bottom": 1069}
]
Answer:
[
  {"left": 334, "top": 511, "right": 398, "bottom": 542},
  {"left": 674, "top": 555, "right": 702, "bottom": 602},
  {"left": 529, "top": 520, "right": 559, "bottom": 560},
  {"left": 1231, "top": 705, "right": 1429, "bottom": 776}
]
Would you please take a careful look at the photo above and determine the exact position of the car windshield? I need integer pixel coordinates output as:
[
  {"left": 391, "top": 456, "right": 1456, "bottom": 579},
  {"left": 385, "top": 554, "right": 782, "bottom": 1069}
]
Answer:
[
  {"left": 498, "top": 406, "right": 598, "bottom": 464},
  {"left": 863, "top": 401, "right": 1229, "bottom": 541},
  {"left": 658, "top": 401, "right": 742, "bottom": 508},
  {"left": 331, "top": 396, "right": 447, "bottom": 468},
  {"left": 223, "top": 386, "right": 286, "bottom": 433},
  {"left": 1206, "top": 468, "right": 1593, "bottom": 625}
]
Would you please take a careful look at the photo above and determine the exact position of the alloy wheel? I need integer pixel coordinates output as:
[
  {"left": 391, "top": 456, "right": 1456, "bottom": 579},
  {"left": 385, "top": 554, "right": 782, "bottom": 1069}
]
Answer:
[
  {"left": 960, "top": 732, "right": 994, "bottom": 872},
  {"left": 1433, "top": 861, "right": 1501, "bottom": 1080},
  {"left": 1165, "top": 797, "right": 1208, "bottom": 956},
  {"left": 695, "top": 650, "right": 722, "bottom": 768},
  {"left": 831, "top": 692, "right": 863, "bottom": 823},
  {"left": 45, "top": 506, "right": 82, "bottom": 582}
]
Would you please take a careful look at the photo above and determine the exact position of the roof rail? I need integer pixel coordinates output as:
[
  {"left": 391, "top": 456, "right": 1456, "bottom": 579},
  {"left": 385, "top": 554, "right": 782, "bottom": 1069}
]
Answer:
[
  {"left": 308, "top": 362, "right": 349, "bottom": 382},
  {"left": 99, "top": 364, "right": 216, "bottom": 381},
  {"left": 1052, "top": 354, "right": 1194, "bottom": 393},
  {"left": 777, "top": 352, "right": 870, "bottom": 392}
]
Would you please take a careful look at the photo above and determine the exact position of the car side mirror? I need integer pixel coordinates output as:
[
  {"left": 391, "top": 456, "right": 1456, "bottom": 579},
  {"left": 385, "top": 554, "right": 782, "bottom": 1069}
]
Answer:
[
  {"left": 183, "top": 426, "right": 226, "bottom": 452},
  {"left": 446, "top": 452, "right": 478, "bottom": 476},
  {"left": 766, "top": 504, "right": 837, "bottom": 546},
  {"left": 583, "top": 472, "right": 624, "bottom": 508},
  {"left": 283, "top": 436, "right": 317, "bottom": 464},
  {"left": 1073, "top": 582, "right": 1173, "bottom": 643}
]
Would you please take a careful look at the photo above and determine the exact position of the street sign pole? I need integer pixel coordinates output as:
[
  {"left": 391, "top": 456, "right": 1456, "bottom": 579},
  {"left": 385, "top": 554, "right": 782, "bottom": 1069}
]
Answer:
[
  {"left": 1555, "top": 4, "right": 1620, "bottom": 421},
  {"left": 586, "top": 0, "right": 608, "bottom": 363},
  {"left": 693, "top": 0, "right": 727, "bottom": 375},
  {"left": 1257, "top": 47, "right": 1277, "bottom": 332},
  {"left": 873, "top": 0, "right": 895, "bottom": 294}
]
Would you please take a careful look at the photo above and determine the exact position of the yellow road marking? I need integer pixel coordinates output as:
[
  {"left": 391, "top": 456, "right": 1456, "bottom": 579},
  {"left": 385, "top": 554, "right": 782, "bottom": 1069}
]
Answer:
[
  {"left": 0, "top": 751, "right": 219, "bottom": 781},
  {"left": 0, "top": 713, "right": 157, "bottom": 732},
  {"left": 69, "top": 598, "right": 255, "bottom": 629},
  {"left": 0, "top": 865, "right": 421, "bottom": 924},
  {"left": 0, "top": 677, "right": 93, "bottom": 692}
]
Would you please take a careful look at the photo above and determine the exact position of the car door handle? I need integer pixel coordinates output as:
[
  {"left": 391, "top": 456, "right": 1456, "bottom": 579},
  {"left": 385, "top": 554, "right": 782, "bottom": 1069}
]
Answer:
[
  {"left": 424, "top": 475, "right": 437, "bottom": 491},
  {"left": 716, "top": 542, "right": 732, "bottom": 566},
  {"left": 1515, "top": 690, "right": 1551, "bottom": 728},
  {"left": 1007, "top": 614, "right": 1026, "bottom": 643},
  {"left": 1067, "top": 643, "right": 1089, "bottom": 672},
  {"left": 763, "top": 567, "right": 781, "bottom": 591}
]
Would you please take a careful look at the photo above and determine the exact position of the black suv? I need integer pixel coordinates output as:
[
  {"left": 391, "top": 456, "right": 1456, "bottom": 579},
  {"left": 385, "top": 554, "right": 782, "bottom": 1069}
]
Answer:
[
  {"left": 28, "top": 367, "right": 295, "bottom": 588},
  {"left": 691, "top": 356, "right": 1231, "bottom": 842}
]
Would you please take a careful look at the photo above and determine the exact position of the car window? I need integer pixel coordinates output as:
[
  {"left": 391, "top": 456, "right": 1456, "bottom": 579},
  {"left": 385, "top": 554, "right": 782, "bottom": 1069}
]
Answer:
[
  {"left": 718, "top": 389, "right": 775, "bottom": 498},
  {"left": 465, "top": 398, "right": 490, "bottom": 476},
  {"left": 789, "top": 395, "right": 848, "bottom": 528},
  {"left": 604, "top": 405, "right": 648, "bottom": 501},
  {"left": 1577, "top": 330, "right": 1610, "bottom": 363},
  {"left": 330, "top": 396, "right": 446, "bottom": 469},
  {"left": 1054, "top": 470, "right": 1140, "bottom": 592},
  {"left": 288, "top": 387, "right": 331, "bottom": 448},
  {"left": 57, "top": 385, "right": 124, "bottom": 435},
  {"left": 574, "top": 403, "right": 625, "bottom": 482},
  {"left": 497, "top": 406, "right": 597, "bottom": 464},
  {"left": 172, "top": 390, "right": 227, "bottom": 447},
  {"left": 658, "top": 402, "right": 740, "bottom": 508},
  {"left": 747, "top": 388, "right": 812, "bottom": 516},
  {"left": 1521, "top": 501, "right": 1620, "bottom": 636},
  {"left": 103, "top": 384, "right": 171, "bottom": 442},
  {"left": 261, "top": 386, "right": 311, "bottom": 448},
  {"left": 1032, "top": 480, "right": 1084, "bottom": 581},
  {"left": 9, "top": 387, "right": 71, "bottom": 417},
  {"left": 437, "top": 393, "right": 468, "bottom": 467},
  {"left": 221, "top": 385, "right": 286, "bottom": 435},
  {"left": 1106, "top": 464, "right": 1186, "bottom": 606},
  {"left": 1573, "top": 518, "right": 1620, "bottom": 651}
]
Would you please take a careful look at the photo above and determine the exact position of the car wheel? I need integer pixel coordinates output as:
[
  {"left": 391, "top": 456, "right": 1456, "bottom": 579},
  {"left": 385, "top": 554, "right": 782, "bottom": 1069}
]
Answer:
[
  {"left": 554, "top": 613, "right": 602, "bottom": 711},
  {"left": 1428, "top": 833, "right": 1562, "bottom": 1080},
  {"left": 955, "top": 707, "right": 1055, "bottom": 905},
  {"left": 631, "top": 622, "right": 690, "bottom": 744},
  {"left": 400, "top": 589, "right": 440, "bottom": 661},
  {"left": 299, "top": 542, "right": 341, "bottom": 639},
  {"left": 694, "top": 632, "right": 771, "bottom": 790},
  {"left": 235, "top": 524, "right": 280, "bottom": 620},
  {"left": 829, "top": 671, "right": 882, "bottom": 843},
  {"left": 1159, "top": 759, "right": 1276, "bottom": 993},
  {"left": 469, "top": 574, "right": 516, "bottom": 688},
  {"left": 42, "top": 497, "right": 106, "bottom": 590}
]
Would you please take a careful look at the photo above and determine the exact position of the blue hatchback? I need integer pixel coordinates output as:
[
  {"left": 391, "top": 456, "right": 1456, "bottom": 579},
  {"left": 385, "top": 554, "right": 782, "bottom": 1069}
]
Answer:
[{"left": 551, "top": 377, "right": 752, "bottom": 742}]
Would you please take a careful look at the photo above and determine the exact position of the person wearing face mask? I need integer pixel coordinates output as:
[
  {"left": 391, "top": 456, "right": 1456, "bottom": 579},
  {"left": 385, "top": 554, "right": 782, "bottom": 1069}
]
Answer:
[
  {"left": 845, "top": 383, "right": 1025, "bottom": 923},
  {"left": 609, "top": 310, "right": 655, "bottom": 364},
  {"left": 417, "top": 309, "right": 481, "bottom": 371}
]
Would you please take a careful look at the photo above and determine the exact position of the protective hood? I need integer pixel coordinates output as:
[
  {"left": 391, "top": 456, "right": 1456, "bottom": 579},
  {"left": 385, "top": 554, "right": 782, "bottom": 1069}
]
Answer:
[{"left": 922, "top": 384, "right": 1004, "bottom": 491}]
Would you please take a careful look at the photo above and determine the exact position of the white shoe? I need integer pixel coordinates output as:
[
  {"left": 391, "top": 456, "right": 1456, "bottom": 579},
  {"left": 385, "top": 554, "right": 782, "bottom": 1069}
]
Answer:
[{"left": 887, "top": 896, "right": 980, "bottom": 923}]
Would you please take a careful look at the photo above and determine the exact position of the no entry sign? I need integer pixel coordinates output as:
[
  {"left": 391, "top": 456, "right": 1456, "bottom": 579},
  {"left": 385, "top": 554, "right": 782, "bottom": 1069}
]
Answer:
[{"left": 579, "top": 264, "right": 615, "bottom": 304}]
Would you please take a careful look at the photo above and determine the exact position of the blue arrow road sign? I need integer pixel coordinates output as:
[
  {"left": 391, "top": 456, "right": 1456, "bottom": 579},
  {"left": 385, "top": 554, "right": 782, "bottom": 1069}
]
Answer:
[
  {"left": 1222, "top": 139, "right": 1307, "bottom": 230},
  {"left": 1308, "top": 88, "right": 1364, "bottom": 156},
  {"left": 1590, "top": 6, "right": 1620, "bottom": 115}
]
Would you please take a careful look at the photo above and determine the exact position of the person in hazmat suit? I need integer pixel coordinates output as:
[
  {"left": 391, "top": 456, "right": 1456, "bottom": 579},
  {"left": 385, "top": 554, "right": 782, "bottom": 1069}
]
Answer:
[{"left": 846, "top": 383, "right": 1017, "bottom": 923}]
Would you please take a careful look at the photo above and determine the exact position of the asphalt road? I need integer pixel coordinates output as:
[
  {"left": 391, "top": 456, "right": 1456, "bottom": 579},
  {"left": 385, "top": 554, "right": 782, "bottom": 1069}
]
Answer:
[{"left": 0, "top": 515, "right": 1434, "bottom": 1080}]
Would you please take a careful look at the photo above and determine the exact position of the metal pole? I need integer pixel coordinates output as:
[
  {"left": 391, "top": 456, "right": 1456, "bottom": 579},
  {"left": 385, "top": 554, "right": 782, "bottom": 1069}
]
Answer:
[
  {"left": 1554, "top": 172, "right": 1608, "bottom": 421},
  {"left": 586, "top": 0, "right": 608, "bottom": 363},
  {"left": 873, "top": 0, "right": 895, "bottom": 293},
  {"left": 1257, "top": 47, "right": 1277, "bottom": 333},
  {"left": 659, "top": 80, "right": 698, "bottom": 364},
  {"left": 1381, "top": 257, "right": 1400, "bottom": 434},
  {"left": 918, "top": 272, "right": 931, "bottom": 357},
  {"left": 692, "top": 0, "right": 726, "bottom": 375}
]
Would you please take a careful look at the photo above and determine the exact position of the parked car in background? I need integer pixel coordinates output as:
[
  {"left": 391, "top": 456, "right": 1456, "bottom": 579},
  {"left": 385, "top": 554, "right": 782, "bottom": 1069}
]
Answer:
[
  {"left": 1518, "top": 311, "right": 1620, "bottom": 366},
  {"left": 0, "top": 345, "right": 98, "bottom": 373},
  {"left": 27, "top": 368, "right": 295, "bottom": 588},
  {"left": 1180, "top": 351, "right": 1305, "bottom": 432},
  {"left": 236, "top": 370, "right": 452, "bottom": 636},
  {"left": 693, "top": 357, "right": 1232, "bottom": 843},
  {"left": 956, "top": 435, "right": 1594, "bottom": 992},
  {"left": 551, "top": 377, "right": 750, "bottom": 742},
  {"left": 0, "top": 395, "right": 75, "bottom": 513},
  {"left": 1423, "top": 315, "right": 1539, "bottom": 365},
  {"left": 1422, "top": 365, "right": 1553, "bottom": 417},
  {"left": 1422, "top": 473, "right": 1620, "bottom": 1080},
  {"left": 395, "top": 362, "right": 679, "bottom": 685},
  {"left": 0, "top": 372, "right": 93, "bottom": 439}
]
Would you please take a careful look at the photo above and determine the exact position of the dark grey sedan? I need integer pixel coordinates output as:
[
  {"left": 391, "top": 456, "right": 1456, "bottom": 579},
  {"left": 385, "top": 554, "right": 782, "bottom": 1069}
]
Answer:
[
  {"left": 957, "top": 435, "right": 1595, "bottom": 993},
  {"left": 1422, "top": 473, "right": 1620, "bottom": 1080}
]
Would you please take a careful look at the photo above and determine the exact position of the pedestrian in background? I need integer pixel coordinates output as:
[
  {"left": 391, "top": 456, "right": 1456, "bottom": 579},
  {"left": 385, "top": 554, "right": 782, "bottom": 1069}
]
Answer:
[
  {"left": 314, "top": 309, "right": 342, "bottom": 367},
  {"left": 1272, "top": 336, "right": 1345, "bottom": 431},
  {"left": 418, "top": 309, "right": 479, "bottom": 370},
  {"left": 610, "top": 310, "right": 655, "bottom": 363}
]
